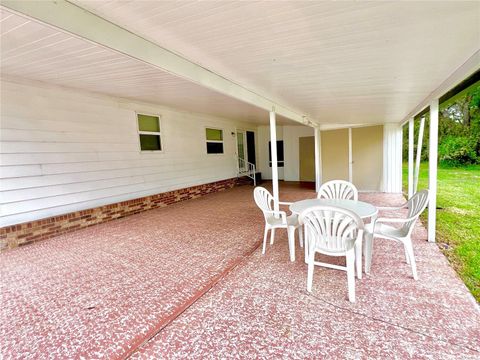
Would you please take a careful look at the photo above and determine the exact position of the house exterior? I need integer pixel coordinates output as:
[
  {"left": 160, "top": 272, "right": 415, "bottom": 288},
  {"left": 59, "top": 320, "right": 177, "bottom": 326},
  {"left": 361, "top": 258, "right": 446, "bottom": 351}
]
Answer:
[
  {"left": 0, "top": 77, "right": 393, "bottom": 249},
  {"left": 1, "top": 1, "right": 479, "bottom": 249}
]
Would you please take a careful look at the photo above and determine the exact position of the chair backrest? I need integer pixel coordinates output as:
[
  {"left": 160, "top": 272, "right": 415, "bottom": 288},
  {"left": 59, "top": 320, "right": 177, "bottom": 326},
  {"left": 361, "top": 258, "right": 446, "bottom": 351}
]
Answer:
[
  {"left": 253, "top": 186, "right": 274, "bottom": 218},
  {"left": 403, "top": 189, "right": 430, "bottom": 234},
  {"left": 317, "top": 180, "right": 358, "bottom": 201},
  {"left": 299, "top": 206, "right": 364, "bottom": 253}
]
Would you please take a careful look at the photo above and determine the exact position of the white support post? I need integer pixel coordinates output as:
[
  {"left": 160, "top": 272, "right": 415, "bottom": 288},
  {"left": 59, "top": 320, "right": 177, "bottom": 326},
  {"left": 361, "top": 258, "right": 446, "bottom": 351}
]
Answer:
[
  {"left": 428, "top": 99, "right": 439, "bottom": 243},
  {"left": 414, "top": 116, "right": 425, "bottom": 194},
  {"left": 314, "top": 127, "right": 322, "bottom": 192},
  {"left": 269, "top": 110, "right": 280, "bottom": 216},
  {"left": 382, "top": 124, "right": 403, "bottom": 192},
  {"left": 408, "top": 118, "right": 414, "bottom": 199},
  {"left": 348, "top": 127, "right": 353, "bottom": 183}
]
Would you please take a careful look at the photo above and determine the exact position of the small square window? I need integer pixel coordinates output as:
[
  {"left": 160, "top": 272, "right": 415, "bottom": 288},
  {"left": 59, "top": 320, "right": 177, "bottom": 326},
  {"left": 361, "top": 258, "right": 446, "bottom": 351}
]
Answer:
[
  {"left": 206, "top": 128, "right": 224, "bottom": 154},
  {"left": 139, "top": 134, "right": 162, "bottom": 151},
  {"left": 137, "top": 113, "right": 161, "bottom": 151}
]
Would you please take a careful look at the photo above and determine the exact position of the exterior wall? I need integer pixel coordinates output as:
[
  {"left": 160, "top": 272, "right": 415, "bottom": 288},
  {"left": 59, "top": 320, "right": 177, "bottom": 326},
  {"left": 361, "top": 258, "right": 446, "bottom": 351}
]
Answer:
[
  {"left": 257, "top": 124, "right": 313, "bottom": 181},
  {"left": 321, "top": 129, "right": 349, "bottom": 182},
  {"left": 257, "top": 125, "right": 284, "bottom": 180},
  {"left": 0, "top": 177, "right": 248, "bottom": 250},
  {"left": 254, "top": 122, "right": 397, "bottom": 193},
  {"left": 352, "top": 125, "right": 383, "bottom": 191},
  {"left": 0, "top": 78, "right": 257, "bottom": 227},
  {"left": 283, "top": 125, "right": 314, "bottom": 181}
]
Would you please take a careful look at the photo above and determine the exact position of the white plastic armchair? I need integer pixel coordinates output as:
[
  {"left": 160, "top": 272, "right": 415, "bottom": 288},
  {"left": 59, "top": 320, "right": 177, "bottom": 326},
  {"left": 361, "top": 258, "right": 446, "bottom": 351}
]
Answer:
[
  {"left": 365, "top": 189, "right": 429, "bottom": 280},
  {"left": 253, "top": 187, "right": 303, "bottom": 261},
  {"left": 299, "top": 206, "right": 364, "bottom": 303},
  {"left": 317, "top": 180, "right": 358, "bottom": 201}
]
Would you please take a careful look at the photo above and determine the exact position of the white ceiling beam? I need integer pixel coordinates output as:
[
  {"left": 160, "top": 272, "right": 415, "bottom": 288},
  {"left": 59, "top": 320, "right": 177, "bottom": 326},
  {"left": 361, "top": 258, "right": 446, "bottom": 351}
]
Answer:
[
  {"left": 1, "top": 0, "right": 312, "bottom": 125},
  {"left": 401, "top": 50, "right": 480, "bottom": 125}
]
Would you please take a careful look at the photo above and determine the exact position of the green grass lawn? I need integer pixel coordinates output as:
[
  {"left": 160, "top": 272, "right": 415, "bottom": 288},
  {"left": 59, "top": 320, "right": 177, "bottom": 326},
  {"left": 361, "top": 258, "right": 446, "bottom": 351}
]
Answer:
[{"left": 402, "top": 163, "right": 480, "bottom": 301}]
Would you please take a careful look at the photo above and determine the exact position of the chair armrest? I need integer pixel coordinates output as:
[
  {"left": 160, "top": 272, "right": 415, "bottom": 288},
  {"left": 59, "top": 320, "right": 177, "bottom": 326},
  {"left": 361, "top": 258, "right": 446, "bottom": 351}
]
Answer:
[
  {"left": 377, "top": 203, "right": 408, "bottom": 211},
  {"left": 369, "top": 215, "right": 418, "bottom": 234},
  {"left": 263, "top": 210, "right": 288, "bottom": 223},
  {"left": 278, "top": 201, "right": 293, "bottom": 206},
  {"left": 376, "top": 213, "right": 419, "bottom": 223}
]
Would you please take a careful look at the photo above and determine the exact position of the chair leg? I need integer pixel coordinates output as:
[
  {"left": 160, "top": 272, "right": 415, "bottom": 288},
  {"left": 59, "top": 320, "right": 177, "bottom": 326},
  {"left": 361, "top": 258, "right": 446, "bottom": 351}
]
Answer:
[
  {"left": 355, "top": 238, "right": 362, "bottom": 280},
  {"left": 365, "top": 233, "right": 374, "bottom": 274},
  {"left": 270, "top": 228, "right": 275, "bottom": 245},
  {"left": 307, "top": 251, "right": 315, "bottom": 292},
  {"left": 404, "top": 245, "right": 410, "bottom": 264},
  {"left": 262, "top": 226, "right": 269, "bottom": 255},
  {"left": 346, "top": 250, "right": 356, "bottom": 302},
  {"left": 298, "top": 226, "right": 304, "bottom": 248},
  {"left": 404, "top": 239, "right": 418, "bottom": 280},
  {"left": 287, "top": 226, "right": 296, "bottom": 262},
  {"left": 304, "top": 238, "right": 309, "bottom": 264}
]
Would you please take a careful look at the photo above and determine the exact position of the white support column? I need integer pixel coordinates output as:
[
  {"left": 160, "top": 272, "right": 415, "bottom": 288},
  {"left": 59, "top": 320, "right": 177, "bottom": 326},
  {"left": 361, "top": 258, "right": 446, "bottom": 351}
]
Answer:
[
  {"left": 382, "top": 124, "right": 403, "bottom": 192},
  {"left": 269, "top": 110, "right": 280, "bottom": 216},
  {"left": 408, "top": 118, "right": 414, "bottom": 199},
  {"left": 348, "top": 127, "right": 353, "bottom": 183},
  {"left": 414, "top": 117, "right": 425, "bottom": 193},
  {"left": 314, "top": 127, "right": 322, "bottom": 192},
  {"left": 428, "top": 99, "right": 439, "bottom": 243}
]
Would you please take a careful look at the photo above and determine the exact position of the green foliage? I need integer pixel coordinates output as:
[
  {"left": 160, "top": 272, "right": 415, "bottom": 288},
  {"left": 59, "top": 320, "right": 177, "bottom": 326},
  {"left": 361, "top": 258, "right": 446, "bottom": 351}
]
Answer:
[
  {"left": 403, "top": 81, "right": 480, "bottom": 166},
  {"left": 438, "top": 135, "right": 477, "bottom": 166}
]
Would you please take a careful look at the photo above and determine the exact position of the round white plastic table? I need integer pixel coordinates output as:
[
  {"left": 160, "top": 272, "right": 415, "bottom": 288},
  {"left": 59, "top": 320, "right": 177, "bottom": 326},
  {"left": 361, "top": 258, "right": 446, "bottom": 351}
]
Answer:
[{"left": 289, "top": 198, "right": 378, "bottom": 219}]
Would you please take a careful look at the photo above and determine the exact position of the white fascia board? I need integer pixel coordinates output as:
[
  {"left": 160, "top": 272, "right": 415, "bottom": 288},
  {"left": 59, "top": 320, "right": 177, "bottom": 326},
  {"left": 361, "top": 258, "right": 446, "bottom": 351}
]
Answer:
[
  {"left": 1, "top": 0, "right": 312, "bottom": 126},
  {"left": 400, "top": 50, "right": 480, "bottom": 126}
]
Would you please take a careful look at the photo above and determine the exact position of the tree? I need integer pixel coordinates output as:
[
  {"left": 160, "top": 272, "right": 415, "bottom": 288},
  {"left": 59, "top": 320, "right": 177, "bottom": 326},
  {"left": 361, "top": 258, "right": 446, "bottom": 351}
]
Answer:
[{"left": 403, "top": 81, "right": 480, "bottom": 166}]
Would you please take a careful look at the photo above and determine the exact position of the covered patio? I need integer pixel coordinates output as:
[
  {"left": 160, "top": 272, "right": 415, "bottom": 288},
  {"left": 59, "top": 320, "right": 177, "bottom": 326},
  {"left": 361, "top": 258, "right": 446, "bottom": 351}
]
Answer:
[
  {"left": 1, "top": 1, "right": 480, "bottom": 359},
  {"left": 1, "top": 184, "right": 479, "bottom": 358}
]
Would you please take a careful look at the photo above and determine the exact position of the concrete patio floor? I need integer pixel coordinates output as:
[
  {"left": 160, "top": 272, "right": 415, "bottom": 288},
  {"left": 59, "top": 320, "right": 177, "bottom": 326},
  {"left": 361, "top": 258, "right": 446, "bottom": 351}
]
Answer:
[{"left": 1, "top": 183, "right": 479, "bottom": 359}]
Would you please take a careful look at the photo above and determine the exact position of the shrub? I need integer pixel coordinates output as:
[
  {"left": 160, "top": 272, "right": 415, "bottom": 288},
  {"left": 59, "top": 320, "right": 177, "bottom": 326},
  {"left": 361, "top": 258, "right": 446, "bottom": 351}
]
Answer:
[{"left": 439, "top": 135, "right": 478, "bottom": 166}]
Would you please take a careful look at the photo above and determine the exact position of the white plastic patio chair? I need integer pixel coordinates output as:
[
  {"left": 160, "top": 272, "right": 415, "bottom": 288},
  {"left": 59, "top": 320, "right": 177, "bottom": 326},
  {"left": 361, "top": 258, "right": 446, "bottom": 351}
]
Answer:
[
  {"left": 317, "top": 180, "right": 358, "bottom": 201},
  {"left": 299, "top": 206, "right": 364, "bottom": 302},
  {"left": 253, "top": 186, "right": 303, "bottom": 261},
  {"left": 364, "top": 189, "right": 429, "bottom": 280}
]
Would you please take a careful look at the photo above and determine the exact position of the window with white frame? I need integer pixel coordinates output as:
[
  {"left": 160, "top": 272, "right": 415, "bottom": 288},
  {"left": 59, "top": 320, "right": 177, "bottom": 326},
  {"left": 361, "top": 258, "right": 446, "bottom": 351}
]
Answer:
[
  {"left": 205, "top": 128, "right": 224, "bottom": 154},
  {"left": 137, "top": 113, "right": 162, "bottom": 151}
]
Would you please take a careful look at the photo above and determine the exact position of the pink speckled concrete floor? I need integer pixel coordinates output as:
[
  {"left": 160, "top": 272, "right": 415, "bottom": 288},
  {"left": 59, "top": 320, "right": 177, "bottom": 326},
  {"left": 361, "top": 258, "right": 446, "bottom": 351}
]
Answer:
[{"left": 1, "top": 184, "right": 479, "bottom": 359}]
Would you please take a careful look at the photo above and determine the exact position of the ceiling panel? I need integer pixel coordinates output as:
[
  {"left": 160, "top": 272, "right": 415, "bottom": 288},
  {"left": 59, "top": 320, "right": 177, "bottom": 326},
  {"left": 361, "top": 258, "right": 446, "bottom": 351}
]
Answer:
[
  {"left": 72, "top": 0, "right": 480, "bottom": 123},
  {"left": 0, "top": 8, "right": 293, "bottom": 125}
]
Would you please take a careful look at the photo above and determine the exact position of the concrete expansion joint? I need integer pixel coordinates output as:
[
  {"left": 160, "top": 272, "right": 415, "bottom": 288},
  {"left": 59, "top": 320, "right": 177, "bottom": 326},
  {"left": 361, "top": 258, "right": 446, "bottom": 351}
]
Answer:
[{"left": 126, "top": 239, "right": 264, "bottom": 358}]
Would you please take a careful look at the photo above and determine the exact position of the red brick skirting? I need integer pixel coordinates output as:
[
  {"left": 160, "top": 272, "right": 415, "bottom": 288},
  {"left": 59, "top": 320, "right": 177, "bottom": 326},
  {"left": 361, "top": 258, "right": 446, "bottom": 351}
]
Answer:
[{"left": 0, "top": 177, "right": 250, "bottom": 251}]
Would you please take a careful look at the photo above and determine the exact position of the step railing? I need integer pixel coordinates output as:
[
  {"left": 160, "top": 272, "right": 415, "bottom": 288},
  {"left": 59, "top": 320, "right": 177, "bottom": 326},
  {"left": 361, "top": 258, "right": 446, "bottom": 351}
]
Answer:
[{"left": 237, "top": 157, "right": 256, "bottom": 186}]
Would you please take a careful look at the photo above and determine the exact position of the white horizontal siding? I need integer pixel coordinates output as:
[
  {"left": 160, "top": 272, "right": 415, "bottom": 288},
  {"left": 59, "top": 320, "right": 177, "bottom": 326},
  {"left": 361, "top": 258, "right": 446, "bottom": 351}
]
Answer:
[
  {"left": 0, "top": 79, "right": 256, "bottom": 226},
  {"left": 0, "top": 128, "right": 134, "bottom": 143},
  {"left": 1, "top": 115, "right": 133, "bottom": 134}
]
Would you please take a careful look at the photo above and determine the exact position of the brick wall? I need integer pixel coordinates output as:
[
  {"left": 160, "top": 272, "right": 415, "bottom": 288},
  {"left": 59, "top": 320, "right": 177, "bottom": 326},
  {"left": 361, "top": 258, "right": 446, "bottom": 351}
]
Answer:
[{"left": 0, "top": 177, "right": 251, "bottom": 251}]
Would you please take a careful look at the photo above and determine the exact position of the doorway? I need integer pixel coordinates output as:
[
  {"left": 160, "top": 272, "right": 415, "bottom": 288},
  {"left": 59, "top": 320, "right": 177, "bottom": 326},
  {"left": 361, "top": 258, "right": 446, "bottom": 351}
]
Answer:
[
  {"left": 246, "top": 131, "right": 256, "bottom": 166},
  {"left": 299, "top": 136, "right": 315, "bottom": 182},
  {"left": 236, "top": 130, "right": 256, "bottom": 170}
]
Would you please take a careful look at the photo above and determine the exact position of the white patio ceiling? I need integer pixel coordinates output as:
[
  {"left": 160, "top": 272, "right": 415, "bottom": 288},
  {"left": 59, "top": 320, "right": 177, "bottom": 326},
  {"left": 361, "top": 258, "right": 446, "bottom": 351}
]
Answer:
[
  {"left": 0, "top": 8, "right": 291, "bottom": 125},
  {"left": 1, "top": 1, "right": 480, "bottom": 126}
]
